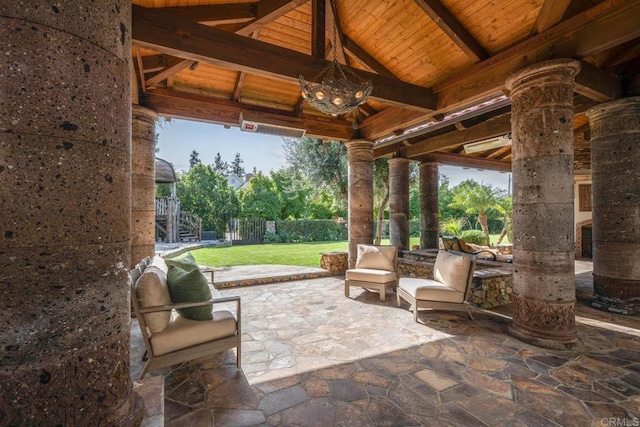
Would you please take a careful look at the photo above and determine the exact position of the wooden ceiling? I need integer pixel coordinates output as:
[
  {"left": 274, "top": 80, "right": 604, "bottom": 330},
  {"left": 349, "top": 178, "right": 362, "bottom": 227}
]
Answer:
[{"left": 131, "top": 0, "right": 640, "bottom": 173}]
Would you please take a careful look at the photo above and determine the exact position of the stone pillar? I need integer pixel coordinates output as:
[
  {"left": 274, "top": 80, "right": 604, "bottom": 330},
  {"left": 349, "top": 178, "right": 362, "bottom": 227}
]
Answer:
[
  {"left": 419, "top": 161, "right": 439, "bottom": 249},
  {"left": 388, "top": 157, "right": 411, "bottom": 251},
  {"left": 587, "top": 97, "right": 640, "bottom": 315},
  {"left": 0, "top": 2, "right": 142, "bottom": 425},
  {"left": 131, "top": 105, "right": 158, "bottom": 267},
  {"left": 505, "top": 59, "right": 580, "bottom": 349},
  {"left": 346, "top": 140, "right": 374, "bottom": 268}
]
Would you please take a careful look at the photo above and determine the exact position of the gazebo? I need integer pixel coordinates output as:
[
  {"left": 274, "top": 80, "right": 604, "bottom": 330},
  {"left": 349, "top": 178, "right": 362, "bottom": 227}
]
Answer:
[{"left": 2, "top": 0, "right": 639, "bottom": 424}]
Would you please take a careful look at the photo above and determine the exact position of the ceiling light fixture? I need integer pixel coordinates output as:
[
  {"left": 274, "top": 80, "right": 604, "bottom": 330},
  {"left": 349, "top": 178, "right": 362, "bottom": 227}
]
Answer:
[{"left": 299, "top": 0, "right": 372, "bottom": 116}]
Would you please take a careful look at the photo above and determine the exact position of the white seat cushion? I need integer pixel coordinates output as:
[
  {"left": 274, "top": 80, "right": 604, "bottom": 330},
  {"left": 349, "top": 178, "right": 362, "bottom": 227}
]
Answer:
[
  {"left": 346, "top": 268, "right": 397, "bottom": 283},
  {"left": 434, "top": 251, "right": 472, "bottom": 293},
  {"left": 149, "top": 255, "right": 169, "bottom": 275},
  {"left": 150, "top": 310, "right": 237, "bottom": 356},
  {"left": 399, "top": 278, "right": 464, "bottom": 303}
]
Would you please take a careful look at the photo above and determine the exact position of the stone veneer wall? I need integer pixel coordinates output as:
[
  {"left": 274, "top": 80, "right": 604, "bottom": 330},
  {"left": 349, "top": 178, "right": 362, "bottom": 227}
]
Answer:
[
  {"left": 320, "top": 252, "right": 349, "bottom": 275},
  {"left": 398, "top": 259, "right": 513, "bottom": 309}
]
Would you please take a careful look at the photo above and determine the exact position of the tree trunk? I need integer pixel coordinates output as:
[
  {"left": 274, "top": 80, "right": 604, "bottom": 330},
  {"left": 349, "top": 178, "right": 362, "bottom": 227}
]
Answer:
[
  {"left": 374, "top": 190, "right": 389, "bottom": 245},
  {"left": 478, "top": 210, "right": 490, "bottom": 245},
  {"left": 496, "top": 228, "right": 507, "bottom": 245}
]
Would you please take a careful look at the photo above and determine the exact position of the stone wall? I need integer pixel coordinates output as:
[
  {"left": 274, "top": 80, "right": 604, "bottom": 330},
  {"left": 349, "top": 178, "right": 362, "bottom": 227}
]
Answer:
[
  {"left": 398, "top": 259, "right": 513, "bottom": 309},
  {"left": 321, "top": 252, "right": 348, "bottom": 275}
]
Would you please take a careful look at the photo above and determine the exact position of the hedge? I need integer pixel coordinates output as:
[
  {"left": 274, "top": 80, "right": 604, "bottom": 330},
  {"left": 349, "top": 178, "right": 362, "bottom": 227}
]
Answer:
[{"left": 269, "top": 219, "right": 348, "bottom": 243}]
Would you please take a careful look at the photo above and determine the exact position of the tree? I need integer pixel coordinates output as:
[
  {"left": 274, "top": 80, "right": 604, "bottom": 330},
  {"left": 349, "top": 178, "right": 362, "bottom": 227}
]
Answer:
[
  {"left": 189, "top": 150, "right": 201, "bottom": 168},
  {"left": 213, "top": 152, "right": 228, "bottom": 175},
  {"left": 230, "top": 153, "right": 245, "bottom": 177},
  {"left": 176, "top": 164, "right": 239, "bottom": 237},
  {"left": 283, "top": 137, "right": 348, "bottom": 210},
  {"left": 271, "top": 168, "right": 310, "bottom": 219},
  {"left": 238, "top": 173, "right": 282, "bottom": 220},
  {"left": 448, "top": 180, "right": 499, "bottom": 245},
  {"left": 495, "top": 195, "right": 513, "bottom": 244}
]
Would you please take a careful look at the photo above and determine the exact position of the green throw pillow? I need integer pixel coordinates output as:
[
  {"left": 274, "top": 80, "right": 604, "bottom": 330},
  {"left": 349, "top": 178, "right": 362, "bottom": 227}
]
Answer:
[
  {"left": 166, "top": 265, "right": 213, "bottom": 320},
  {"left": 165, "top": 252, "right": 200, "bottom": 272}
]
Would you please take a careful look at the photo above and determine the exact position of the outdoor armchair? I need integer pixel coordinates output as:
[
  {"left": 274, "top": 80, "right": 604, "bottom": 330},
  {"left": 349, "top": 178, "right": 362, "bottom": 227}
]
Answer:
[
  {"left": 345, "top": 244, "right": 398, "bottom": 302},
  {"left": 397, "top": 250, "right": 477, "bottom": 321},
  {"left": 130, "top": 256, "right": 241, "bottom": 380}
]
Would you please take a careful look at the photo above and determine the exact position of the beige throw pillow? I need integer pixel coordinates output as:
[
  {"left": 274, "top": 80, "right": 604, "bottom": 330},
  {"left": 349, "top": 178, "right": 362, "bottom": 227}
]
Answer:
[
  {"left": 355, "top": 245, "right": 396, "bottom": 271},
  {"left": 136, "top": 266, "right": 172, "bottom": 334},
  {"left": 434, "top": 251, "right": 472, "bottom": 293}
]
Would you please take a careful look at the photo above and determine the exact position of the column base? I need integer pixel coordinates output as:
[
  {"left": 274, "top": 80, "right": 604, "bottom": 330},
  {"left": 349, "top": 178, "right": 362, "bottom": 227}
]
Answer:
[
  {"left": 592, "top": 274, "right": 640, "bottom": 316},
  {"left": 591, "top": 294, "right": 639, "bottom": 316},
  {"left": 509, "top": 295, "right": 578, "bottom": 350},
  {"left": 508, "top": 323, "right": 578, "bottom": 350}
]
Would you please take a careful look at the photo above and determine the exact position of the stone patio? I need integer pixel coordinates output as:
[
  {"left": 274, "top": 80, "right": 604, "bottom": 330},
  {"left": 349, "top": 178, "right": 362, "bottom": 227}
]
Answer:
[{"left": 131, "top": 260, "right": 640, "bottom": 426}]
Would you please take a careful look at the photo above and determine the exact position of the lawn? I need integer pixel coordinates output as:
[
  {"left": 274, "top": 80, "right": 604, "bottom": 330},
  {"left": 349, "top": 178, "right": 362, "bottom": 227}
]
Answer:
[{"left": 189, "top": 234, "right": 508, "bottom": 267}]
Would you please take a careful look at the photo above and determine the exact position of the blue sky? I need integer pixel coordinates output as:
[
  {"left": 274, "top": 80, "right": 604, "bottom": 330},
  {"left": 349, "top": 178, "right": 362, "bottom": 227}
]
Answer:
[{"left": 156, "top": 118, "right": 511, "bottom": 191}]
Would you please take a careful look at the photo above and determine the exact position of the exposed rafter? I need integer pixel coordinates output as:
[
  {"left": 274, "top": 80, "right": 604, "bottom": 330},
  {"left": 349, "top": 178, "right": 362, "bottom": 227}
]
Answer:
[
  {"left": 325, "top": 0, "right": 347, "bottom": 64},
  {"left": 574, "top": 60, "right": 620, "bottom": 102},
  {"left": 145, "top": 59, "right": 194, "bottom": 89},
  {"left": 413, "top": 0, "right": 489, "bottom": 61},
  {"left": 531, "top": 0, "right": 572, "bottom": 35},
  {"left": 232, "top": 30, "right": 262, "bottom": 102},
  {"left": 229, "top": 0, "right": 311, "bottom": 36},
  {"left": 343, "top": 36, "right": 395, "bottom": 78},
  {"left": 132, "top": 4, "right": 436, "bottom": 112},
  {"left": 419, "top": 152, "right": 511, "bottom": 172},
  {"left": 312, "top": 0, "right": 326, "bottom": 58},
  {"left": 152, "top": 3, "right": 257, "bottom": 25},
  {"left": 142, "top": 88, "right": 357, "bottom": 140}
]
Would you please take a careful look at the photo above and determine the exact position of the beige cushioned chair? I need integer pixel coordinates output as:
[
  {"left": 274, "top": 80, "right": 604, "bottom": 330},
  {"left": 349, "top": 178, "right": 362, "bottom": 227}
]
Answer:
[
  {"left": 130, "top": 255, "right": 241, "bottom": 379},
  {"left": 345, "top": 244, "right": 398, "bottom": 301},
  {"left": 397, "top": 250, "right": 477, "bottom": 321}
]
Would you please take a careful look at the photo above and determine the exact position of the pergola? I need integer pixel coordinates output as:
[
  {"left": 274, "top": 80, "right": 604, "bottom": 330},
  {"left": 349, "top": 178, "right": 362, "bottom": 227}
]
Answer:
[{"left": 2, "top": 0, "right": 639, "bottom": 424}]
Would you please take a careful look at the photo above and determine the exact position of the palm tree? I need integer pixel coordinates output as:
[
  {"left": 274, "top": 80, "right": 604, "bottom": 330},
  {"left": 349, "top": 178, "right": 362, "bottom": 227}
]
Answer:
[
  {"left": 495, "top": 195, "right": 513, "bottom": 245},
  {"left": 448, "top": 181, "right": 498, "bottom": 245}
]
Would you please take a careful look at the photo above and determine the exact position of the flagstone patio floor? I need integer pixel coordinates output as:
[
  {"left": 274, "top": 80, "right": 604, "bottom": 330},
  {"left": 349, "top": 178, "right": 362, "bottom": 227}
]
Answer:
[{"left": 130, "top": 260, "right": 640, "bottom": 426}]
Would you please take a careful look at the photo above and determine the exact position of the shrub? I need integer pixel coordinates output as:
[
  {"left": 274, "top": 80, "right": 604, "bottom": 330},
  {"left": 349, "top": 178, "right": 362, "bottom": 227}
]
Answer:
[
  {"left": 274, "top": 219, "right": 347, "bottom": 242},
  {"left": 459, "top": 229, "right": 487, "bottom": 245}
]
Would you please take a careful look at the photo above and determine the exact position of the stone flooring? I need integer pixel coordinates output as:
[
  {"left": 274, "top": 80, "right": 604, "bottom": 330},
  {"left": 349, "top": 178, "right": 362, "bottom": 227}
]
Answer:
[{"left": 130, "top": 260, "right": 640, "bottom": 426}]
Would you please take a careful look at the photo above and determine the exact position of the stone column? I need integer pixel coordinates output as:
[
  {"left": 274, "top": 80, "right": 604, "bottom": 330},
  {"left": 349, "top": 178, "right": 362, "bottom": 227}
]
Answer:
[
  {"left": 587, "top": 97, "right": 640, "bottom": 315},
  {"left": 388, "top": 157, "right": 411, "bottom": 251},
  {"left": 419, "top": 161, "right": 439, "bottom": 249},
  {"left": 131, "top": 105, "right": 158, "bottom": 267},
  {"left": 346, "top": 140, "right": 374, "bottom": 268},
  {"left": 505, "top": 59, "right": 580, "bottom": 349},
  {"left": 0, "top": 2, "right": 142, "bottom": 425}
]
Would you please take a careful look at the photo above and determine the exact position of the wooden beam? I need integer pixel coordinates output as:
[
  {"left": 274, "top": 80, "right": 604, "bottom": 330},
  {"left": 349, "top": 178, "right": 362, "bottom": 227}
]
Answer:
[
  {"left": 132, "top": 5, "right": 436, "bottom": 111},
  {"left": 413, "top": 0, "right": 489, "bottom": 61},
  {"left": 145, "top": 59, "right": 194, "bottom": 88},
  {"left": 401, "top": 114, "right": 512, "bottom": 158},
  {"left": 531, "top": 0, "right": 571, "bottom": 35},
  {"left": 135, "top": 47, "right": 147, "bottom": 93},
  {"left": 359, "top": 107, "right": 428, "bottom": 140},
  {"left": 153, "top": 3, "right": 257, "bottom": 25},
  {"left": 434, "top": 0, "right": 640, "bottom": 112},
  {"left": 232, "top": 30, "right": 261, "bottom": 102},
  {"left": 426, "top": 152, "right": 511, "bottom": 172},
  {"left": 141, "top": 89, "right": 356, "bottom": 140},
  {"left": 343, "top": 36, "right": 395, "bottom": 78},
  {"left": 312, "top": 0, "right": 326, "bottom": 58},
  {"left": 325, "top": 0, "right": 347, "bottom": 64},
  {"left": 575, "top": 60, "right": 620, "bottom": 102},
  {"left": 234, "top": 0, "right": 310, "bottom": 36}
]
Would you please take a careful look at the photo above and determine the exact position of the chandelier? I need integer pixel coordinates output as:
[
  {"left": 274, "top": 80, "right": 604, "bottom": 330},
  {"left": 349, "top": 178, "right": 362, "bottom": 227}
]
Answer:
[{"left": 299, "top": 0, "right": 372, "bottom": 116}]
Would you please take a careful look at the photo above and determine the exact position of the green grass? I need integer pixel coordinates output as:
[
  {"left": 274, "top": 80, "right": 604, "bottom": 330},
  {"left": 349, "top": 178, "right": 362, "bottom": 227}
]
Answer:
[{"left": 189, "top": 234, "right": 509, "bottom": 268}]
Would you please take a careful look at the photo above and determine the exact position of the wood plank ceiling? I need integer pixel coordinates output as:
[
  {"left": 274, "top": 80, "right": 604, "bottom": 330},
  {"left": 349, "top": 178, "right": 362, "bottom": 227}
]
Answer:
[{"left": 131, "top": 0, "right": 640, "bottom": 173}]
